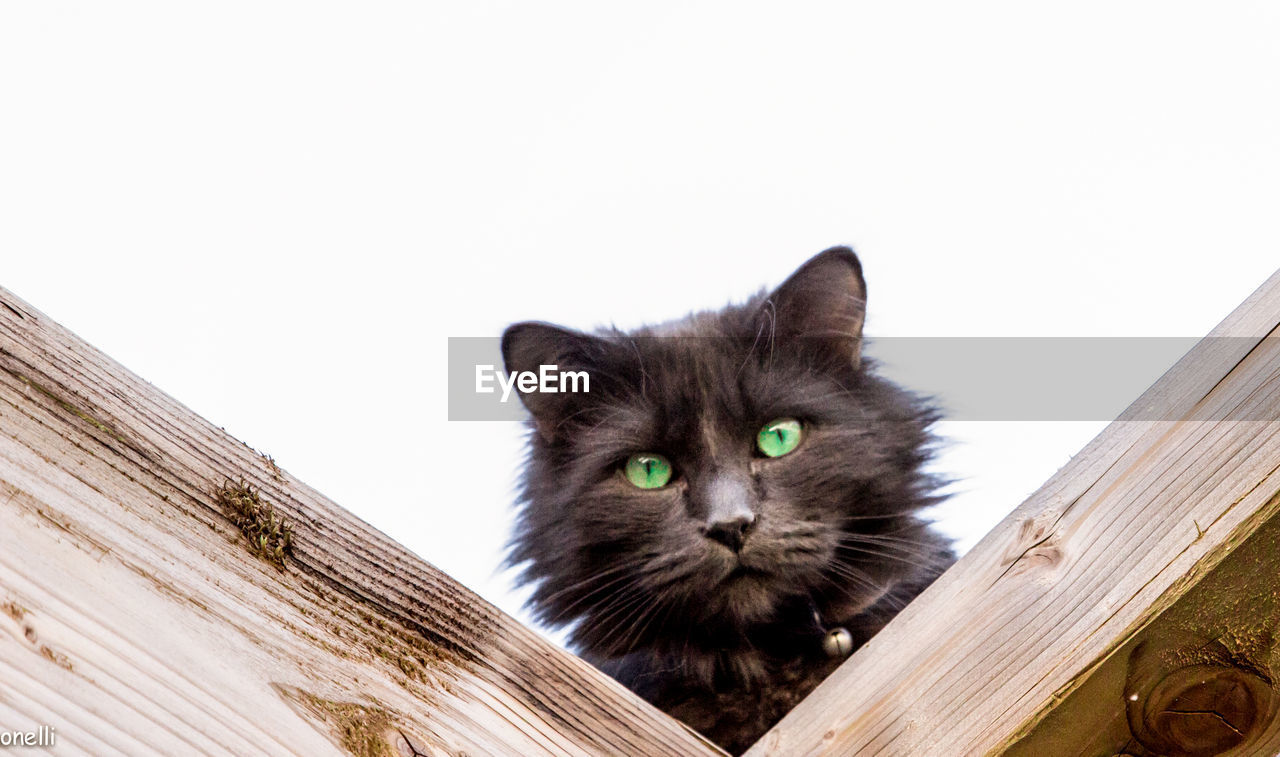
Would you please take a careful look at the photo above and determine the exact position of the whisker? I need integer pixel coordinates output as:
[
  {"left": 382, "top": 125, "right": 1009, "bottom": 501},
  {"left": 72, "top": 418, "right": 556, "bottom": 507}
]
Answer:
[
  {"left": 581, "top": 588, "right": 650, "bottom": 645},
  {"left": 617, "top": 589, "right": 675, "bottom": 658},
  {"left": 818, "top": 567, "right": 901, "bottom": 611},
  {"left": 823, "top": 562, "right": 884, "bottom": 592},
  {"left": 539, "top": 556, "right": 654, "bottom": 604},
  {"left": 841, "top": 532, "right": 947, "bottom": 549},
  {"left": 836, "top": 543, "right": 948, "bottom": 572},
  {"left": 821, "top": 565, "right": 913, "bottom": 614},
  {"left": 544, "top": 569, "right": 644, "bottom": 625},
  {"left": 592, "top": 590, "right": 660, "bottom": 655}
]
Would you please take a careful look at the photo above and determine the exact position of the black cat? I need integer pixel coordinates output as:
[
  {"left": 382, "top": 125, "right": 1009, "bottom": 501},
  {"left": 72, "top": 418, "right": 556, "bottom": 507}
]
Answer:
[{"left": 502, "top": 247, "right": 954, "bottom": 753}]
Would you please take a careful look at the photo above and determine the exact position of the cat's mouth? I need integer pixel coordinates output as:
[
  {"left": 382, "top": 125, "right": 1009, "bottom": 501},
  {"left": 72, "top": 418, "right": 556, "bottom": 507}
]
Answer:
[{"left": 722, "top": 564, "right": 771, "bottom": 584}]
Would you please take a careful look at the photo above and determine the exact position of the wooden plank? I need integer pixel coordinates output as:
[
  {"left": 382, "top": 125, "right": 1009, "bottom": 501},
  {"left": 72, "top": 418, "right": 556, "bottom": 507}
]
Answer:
[
  {"left": 747, "top": 269, "right": 1280, "bottom": 756},
  {"left": 0, "top": 287, "right": 723, "bottom": 756},
  {"left": 1005, "top": 491, "right": 1280, "bottom": 756}
]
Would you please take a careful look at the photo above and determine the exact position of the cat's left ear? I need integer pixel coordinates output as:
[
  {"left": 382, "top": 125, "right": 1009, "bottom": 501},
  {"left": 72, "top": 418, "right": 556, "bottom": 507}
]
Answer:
[
  {"left": 760, "top": 246, "right": 867, "bottom": 369},
  {"left": 501, "top": 321, "right": 617, "bottom": 442}
]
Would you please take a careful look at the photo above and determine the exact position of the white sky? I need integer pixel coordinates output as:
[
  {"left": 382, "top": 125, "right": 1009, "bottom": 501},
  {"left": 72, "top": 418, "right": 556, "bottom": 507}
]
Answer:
[{"left": 2, "top": 2, "right": 1277, "bottom": 644}]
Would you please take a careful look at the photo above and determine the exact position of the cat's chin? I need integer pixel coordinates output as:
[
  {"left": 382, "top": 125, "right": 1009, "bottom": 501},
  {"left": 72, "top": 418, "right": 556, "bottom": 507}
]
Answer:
[{"left": 701, "top": 567, "right": 789, "bottom": 625}]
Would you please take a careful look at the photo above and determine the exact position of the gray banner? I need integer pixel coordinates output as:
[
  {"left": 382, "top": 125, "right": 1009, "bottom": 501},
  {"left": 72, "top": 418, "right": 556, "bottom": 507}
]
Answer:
[{"left": 448, "top": 336, "right": 1279, "bottom": 422}]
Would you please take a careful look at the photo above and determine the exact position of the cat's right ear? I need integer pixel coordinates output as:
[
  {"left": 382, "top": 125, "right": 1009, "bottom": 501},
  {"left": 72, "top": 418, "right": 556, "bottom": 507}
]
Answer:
[
  {"left": 501, "top": 322, "right": 611, "bottom": 442},
  {"left": 759, "top": 246, "right": 868, "bottom": 370}
]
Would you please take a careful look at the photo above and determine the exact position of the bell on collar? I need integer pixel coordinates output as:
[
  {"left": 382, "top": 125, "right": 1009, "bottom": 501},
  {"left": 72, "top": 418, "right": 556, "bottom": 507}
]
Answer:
[{"left": 822, "top": 626, "right": 855, "bottom": 658}]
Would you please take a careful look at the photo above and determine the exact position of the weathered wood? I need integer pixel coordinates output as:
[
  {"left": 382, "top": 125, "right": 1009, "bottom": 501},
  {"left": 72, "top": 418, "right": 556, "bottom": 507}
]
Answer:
[
  {"left": 0, "top": 288, "right": 722, "bottom": 756},
  {"left": 1006, "top": 495, "right": 1280, "bottom": 757},
  {"left": 748, "top": 269, "right": 1280, "bottom": 756}
]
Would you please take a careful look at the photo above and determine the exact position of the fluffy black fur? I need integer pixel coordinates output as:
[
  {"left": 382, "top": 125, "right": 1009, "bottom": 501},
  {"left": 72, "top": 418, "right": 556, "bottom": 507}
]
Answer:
[{"left": 502, "top": 247, "right": 954, "bottom": 753}]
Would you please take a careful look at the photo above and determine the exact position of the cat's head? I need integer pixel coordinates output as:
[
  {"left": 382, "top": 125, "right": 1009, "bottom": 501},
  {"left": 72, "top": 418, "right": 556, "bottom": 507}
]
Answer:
[{"left": 503, "top": 247, "right": 943, "bottom": 658}]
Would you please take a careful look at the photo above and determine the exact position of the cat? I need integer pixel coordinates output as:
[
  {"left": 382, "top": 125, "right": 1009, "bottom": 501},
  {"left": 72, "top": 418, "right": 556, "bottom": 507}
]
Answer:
[{"left": 501, "top": 247, "right": 954, "bottom": 754}]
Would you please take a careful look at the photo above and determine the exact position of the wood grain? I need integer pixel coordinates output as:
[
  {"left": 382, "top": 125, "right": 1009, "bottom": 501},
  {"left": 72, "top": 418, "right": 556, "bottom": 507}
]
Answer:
[
  {"left": 747, "top": 268, "right": 1280, "bottom": 756},
  {"left": 0, "top": 287, "right": 723, "bottom": 756},
  {"left": 1004, "top": 490, "right": 1280, "bottom": 757}
]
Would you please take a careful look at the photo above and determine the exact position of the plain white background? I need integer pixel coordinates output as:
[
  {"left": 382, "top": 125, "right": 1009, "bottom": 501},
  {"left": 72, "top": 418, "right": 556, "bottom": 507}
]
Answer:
[{"left": 2, "top": 2, "right": 1277, "bottom": 644}]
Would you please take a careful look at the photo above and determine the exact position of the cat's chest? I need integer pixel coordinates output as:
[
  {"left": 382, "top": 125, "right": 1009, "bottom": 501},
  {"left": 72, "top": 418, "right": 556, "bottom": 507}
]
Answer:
[{"left": 658, "top": 653, "right": 844, "bottom": 754}]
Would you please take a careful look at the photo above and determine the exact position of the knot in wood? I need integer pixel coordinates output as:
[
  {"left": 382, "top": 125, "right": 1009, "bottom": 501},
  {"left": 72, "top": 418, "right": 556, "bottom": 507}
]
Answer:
[{"left": 1128, "top": 664, "right": 1271, "bottom": 756}]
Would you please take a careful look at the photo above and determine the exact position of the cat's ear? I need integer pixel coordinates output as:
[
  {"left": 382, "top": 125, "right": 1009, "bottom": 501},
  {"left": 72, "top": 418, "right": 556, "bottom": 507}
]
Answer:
[
  {"left": 761, "top": 246, "right": 867, "bottom": 369},
  {"left": 501, "top": 322, "right": 614, "bottom": 442}
]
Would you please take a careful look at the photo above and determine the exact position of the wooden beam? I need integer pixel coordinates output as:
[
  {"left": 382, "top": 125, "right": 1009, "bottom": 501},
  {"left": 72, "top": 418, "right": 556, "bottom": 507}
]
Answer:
[
  {"left": 1006, "top": 495, "right": 1280, "bottom": 756},
  {"left": 748, "top": 268, "right": 1280, "bottom": 756},
  {"left": 0, "top": 289, "right": 722, "bottom": 756}
]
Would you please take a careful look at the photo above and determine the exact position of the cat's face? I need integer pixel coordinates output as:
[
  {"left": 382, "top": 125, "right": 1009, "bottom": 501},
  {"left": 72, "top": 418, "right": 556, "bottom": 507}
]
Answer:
[{"left": 503, "top": 248, "right": 938, "bottom": 656}]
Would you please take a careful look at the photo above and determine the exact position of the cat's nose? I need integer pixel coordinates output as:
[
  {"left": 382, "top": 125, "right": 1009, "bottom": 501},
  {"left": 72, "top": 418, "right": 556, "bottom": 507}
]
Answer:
[{"left": 703, "top": 514, "right": 755, "bottom": 552}]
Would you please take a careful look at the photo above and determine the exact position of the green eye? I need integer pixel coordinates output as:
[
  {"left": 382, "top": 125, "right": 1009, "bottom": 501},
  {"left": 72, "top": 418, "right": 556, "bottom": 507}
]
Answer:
[
  {"left": 757, "top": 418, "right": 803, "bottom": 457},
  {"left": 623, "top": 454, "right": 673, "bottom": 489}
]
